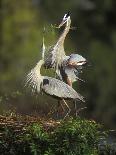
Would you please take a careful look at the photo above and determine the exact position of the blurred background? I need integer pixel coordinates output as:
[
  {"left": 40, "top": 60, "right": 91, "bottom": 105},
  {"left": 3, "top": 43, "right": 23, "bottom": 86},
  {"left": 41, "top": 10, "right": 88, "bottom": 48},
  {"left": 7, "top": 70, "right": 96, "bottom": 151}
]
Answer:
[{"left": 0, "top": 0, "right": 116, "bottom": 129}]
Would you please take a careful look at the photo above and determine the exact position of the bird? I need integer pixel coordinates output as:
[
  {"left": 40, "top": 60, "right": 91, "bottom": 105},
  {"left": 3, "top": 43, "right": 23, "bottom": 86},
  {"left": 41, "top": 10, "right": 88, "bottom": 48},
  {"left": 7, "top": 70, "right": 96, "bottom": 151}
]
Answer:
[
  {"left": 44, "top": 12, "right": 87, "bottom": 87},
  {"left": 25, "top": 37, "right": 85, "bottom": 118}
]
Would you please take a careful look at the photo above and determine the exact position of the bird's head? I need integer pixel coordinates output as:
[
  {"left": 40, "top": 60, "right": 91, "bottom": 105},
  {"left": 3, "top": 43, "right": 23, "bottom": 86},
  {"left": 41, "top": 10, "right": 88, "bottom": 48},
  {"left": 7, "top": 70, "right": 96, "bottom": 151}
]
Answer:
[{"left": 58, "top": 12, "right": 71, "bottom": 28}]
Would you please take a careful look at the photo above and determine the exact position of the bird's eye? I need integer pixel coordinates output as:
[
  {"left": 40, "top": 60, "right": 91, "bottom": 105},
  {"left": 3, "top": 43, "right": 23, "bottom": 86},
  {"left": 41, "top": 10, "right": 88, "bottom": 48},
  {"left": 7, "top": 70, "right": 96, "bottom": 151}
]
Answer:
[{"left": 66, "top": 12, "right": 70, "bottom": 17}]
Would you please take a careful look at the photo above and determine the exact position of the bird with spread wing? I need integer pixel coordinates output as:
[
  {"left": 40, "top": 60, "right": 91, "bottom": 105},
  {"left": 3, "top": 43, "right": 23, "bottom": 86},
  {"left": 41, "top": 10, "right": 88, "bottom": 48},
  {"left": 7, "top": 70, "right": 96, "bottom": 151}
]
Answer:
[{"left": 44, "top": 12, "right": 87, "bottom": 87}]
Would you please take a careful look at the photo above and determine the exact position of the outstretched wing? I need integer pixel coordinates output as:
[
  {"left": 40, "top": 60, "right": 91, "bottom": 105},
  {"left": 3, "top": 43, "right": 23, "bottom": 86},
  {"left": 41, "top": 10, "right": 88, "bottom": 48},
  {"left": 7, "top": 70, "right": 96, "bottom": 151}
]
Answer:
[
  {"left": 57, "top": 57, "right": 83, "bottom": 83},
  {"left": 44, "top": 44, "right": 58, "bottom": 68},
  {"left": 56, "top": 54, "right": 86, "bottom": 83},
  {"left": 42, "top": 76, "right": 85, "bottom": 102},
  {"left": 44, "top": 42, "right": 65, "bottom": 70}
]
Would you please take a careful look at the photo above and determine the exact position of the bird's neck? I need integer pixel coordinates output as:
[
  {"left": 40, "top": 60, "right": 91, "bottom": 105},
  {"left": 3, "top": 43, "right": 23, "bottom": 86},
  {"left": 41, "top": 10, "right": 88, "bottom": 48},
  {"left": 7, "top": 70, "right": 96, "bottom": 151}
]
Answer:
[{"left": 57, "top": 19, "right": 71, "bottom": 46}]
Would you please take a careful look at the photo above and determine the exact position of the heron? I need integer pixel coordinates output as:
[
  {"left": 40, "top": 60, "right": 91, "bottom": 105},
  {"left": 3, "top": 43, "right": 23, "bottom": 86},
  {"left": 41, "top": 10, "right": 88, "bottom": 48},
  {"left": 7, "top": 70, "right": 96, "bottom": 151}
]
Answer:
[
  {"left": 44, "top": 12, "right": 87, "bottom": 87},
  {"left": 25, "top": 37, "right": 85, "bottom": 118}
]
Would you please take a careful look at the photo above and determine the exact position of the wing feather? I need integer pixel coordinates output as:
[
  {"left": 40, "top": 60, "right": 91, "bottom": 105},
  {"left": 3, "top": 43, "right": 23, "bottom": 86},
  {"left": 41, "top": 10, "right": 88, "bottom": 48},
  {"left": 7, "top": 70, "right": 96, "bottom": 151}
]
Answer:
[
  {"left": 42, "top": 76, "right": 85, "bottom": 102},
  {"left": 44, "top": 42, "right": 65, "bottom": 69},
  {"left": 25, "top": 66, "right": 43, "bottom": 93},
  {"left": 44, "top": 45, "right": 58, "bottom": 68}
]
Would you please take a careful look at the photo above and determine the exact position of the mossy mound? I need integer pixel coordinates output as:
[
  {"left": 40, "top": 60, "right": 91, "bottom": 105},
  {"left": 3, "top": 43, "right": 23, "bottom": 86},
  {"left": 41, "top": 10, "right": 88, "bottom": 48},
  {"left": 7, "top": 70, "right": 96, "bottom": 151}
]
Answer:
[{"left": 0, "top": 114, "right": 106, "bottom": 155}]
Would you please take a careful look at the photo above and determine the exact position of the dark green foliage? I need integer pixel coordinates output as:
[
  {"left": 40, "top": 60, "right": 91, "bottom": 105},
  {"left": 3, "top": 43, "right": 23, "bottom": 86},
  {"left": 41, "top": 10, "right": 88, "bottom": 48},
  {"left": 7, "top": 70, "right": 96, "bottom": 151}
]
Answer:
[
  {"left": 23, "top": 124, "right": 49, "bottom": 155},
  {"left": 51, "top": 117, "right": 101, "bottom": 155},
  {"left": 0, "top": 116, "right": 106, "bottom": 155}
]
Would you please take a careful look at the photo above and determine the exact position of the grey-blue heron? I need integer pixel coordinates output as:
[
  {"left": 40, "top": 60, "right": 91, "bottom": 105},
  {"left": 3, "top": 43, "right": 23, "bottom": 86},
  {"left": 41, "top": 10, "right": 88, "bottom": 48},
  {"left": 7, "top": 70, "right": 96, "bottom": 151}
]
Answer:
[
  {"left": 44, "top": 12, "right": 87, "bottom": 87},
  {"left": 25, "top": 37, "right": 85, "bottom": 118}
]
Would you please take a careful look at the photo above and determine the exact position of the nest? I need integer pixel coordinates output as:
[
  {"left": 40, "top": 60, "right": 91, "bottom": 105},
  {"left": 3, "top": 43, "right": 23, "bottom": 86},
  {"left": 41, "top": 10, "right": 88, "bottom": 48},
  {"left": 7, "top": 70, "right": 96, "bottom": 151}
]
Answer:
[{"left": 0, "top": 114, "right": 61, "bottom": 138}]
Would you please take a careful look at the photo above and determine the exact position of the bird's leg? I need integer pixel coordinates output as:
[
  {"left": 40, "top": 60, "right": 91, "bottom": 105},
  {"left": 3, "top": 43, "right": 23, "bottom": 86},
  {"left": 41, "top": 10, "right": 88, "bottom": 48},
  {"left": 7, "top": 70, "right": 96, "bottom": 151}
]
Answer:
[
  {"left": 62, "top": 99, "right": 71, "bottom": 119},
  {"left": 56, "top": 100, "right": 65, "bottom": 118},
  {"left": 74, "top": 100, "right": 78, "bottom": 117},
  {"left": 48, "top": 104, "right": 57, "bottom": 116},
  {"left": 74, "top": 100, "right": 87, "bottom": 117},
  {"left": 60, "top": 102, "right": 65, "bottom": 112},
  {"left": 48, "top": 100, "right": 65, "bottom": 118},
  {"left": 56, "top": 100, "right": 60, "bottom": 118},
  {"left": 76, "top": 107, "right": 87, "bottom": 115}
]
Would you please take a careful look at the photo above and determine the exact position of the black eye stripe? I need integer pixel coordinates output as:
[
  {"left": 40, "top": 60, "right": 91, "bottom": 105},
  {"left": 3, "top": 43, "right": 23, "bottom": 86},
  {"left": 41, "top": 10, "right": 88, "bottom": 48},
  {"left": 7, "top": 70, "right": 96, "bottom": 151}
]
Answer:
[
  {"left": 43, "top": 79, "right": 49, "bottom": 85},
  {"left": 63, "top": 12, "right": 70, "bottom": 20},
  {"left": 66, "top": 12, "right": 70, "bottom": 18}
]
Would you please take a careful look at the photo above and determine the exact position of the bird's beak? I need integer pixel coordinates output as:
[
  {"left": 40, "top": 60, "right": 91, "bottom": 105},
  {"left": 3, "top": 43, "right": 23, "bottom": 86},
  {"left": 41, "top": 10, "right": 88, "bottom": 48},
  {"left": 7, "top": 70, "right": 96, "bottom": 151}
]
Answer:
[
  {"left": 58, "top": 19, "right": 67, "bottom": 28},
  {"left": 77, "top": 61, "right": 87, "bottom": 66},
  {"left": 68, "top": 61, "right": 87, "bottom": 66}
]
